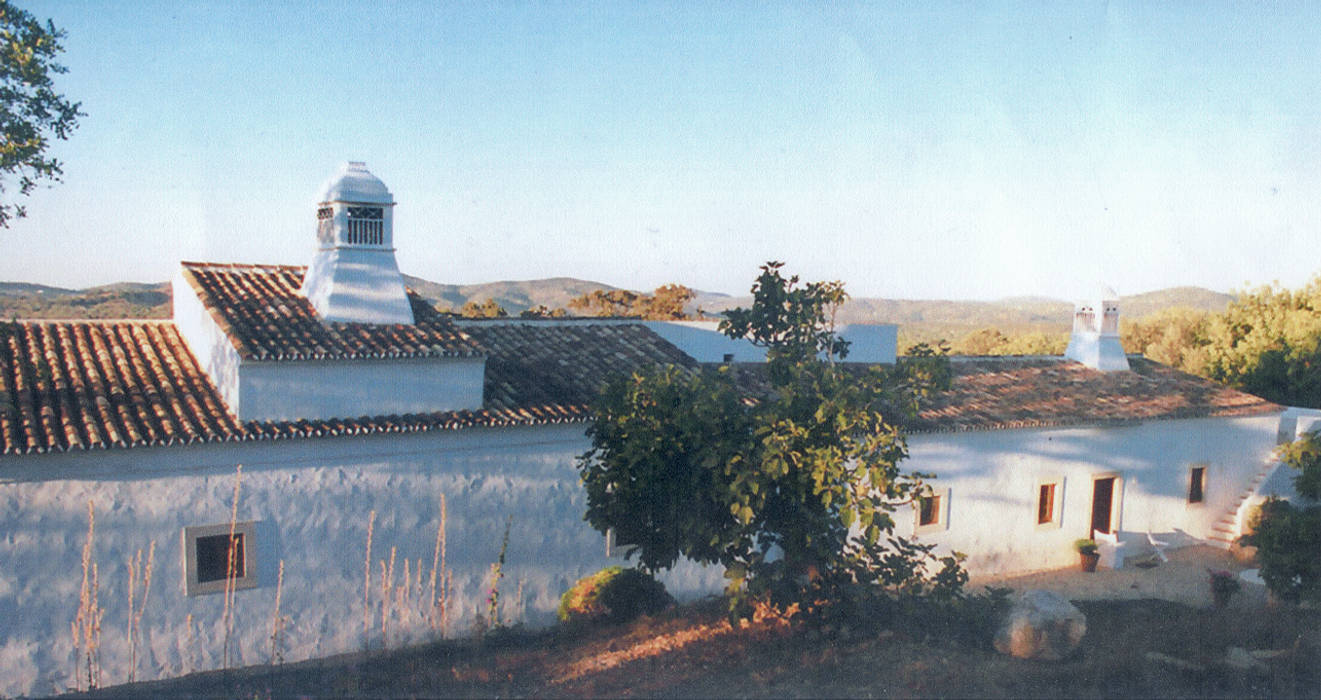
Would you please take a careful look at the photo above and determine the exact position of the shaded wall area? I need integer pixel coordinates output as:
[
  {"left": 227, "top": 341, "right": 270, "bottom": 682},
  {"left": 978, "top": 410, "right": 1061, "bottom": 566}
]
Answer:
[
  {"left": 0, "top": 423, "right": 723, "bottom": 697},
  {"left": 900, "top": 415, "right": 1283, "bottom": 575}
]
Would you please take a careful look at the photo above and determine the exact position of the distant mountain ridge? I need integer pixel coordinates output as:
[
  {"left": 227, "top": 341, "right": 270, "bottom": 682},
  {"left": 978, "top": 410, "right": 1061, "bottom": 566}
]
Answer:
[
  {"left": 0, "top": 281, "right": 171, "bottom": 319},
  {"left": 400, "top": 275, "right": 621, "bottom": 314},
  {"left": 0, "top": 276, "right": 1234, "bottom": 342}
]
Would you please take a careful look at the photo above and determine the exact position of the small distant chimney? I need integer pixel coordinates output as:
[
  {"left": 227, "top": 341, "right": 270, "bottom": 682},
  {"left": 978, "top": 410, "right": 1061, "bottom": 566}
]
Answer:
[
  {"left": 1064, "top": 286, "right": 1129, "bottom": 371},
  {"left": 301, "top": 162, "right": 414, "bottom": 324}
]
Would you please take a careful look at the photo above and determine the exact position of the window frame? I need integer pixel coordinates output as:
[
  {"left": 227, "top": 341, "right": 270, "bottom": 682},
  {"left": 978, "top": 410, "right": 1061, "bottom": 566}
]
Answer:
[
  {"left": 1035, "top": 477, "right": 1064, "bottom": 529},
  {"left": 183, "top": 521, "right": 258, "bottom": 596},
  {"left": 1187, "top": 464, "right": 1207, "bottom": 506},
  {"left": 914, "top": 487, "right": 950, "bottom": 534}
]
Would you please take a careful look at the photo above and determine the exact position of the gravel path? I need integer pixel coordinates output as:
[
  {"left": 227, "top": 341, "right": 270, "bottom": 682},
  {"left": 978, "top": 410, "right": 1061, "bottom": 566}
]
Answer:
[{"left": 968, "top": 544, "right": 1269, "bottom": 608}]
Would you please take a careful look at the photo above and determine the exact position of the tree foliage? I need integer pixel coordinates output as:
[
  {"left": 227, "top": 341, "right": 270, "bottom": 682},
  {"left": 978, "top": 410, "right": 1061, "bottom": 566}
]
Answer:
[
  {"left": 1197, "top": 280, "right": 1321, "bottom": 407},
  {"left": 567, "top": 284, "right": 696, "bottom": 320},
  {"left": 518, "top": 304, "right": 567, "bottom": 318},
  {"left": 0, "top": 1, "right": 83, "bottom": 227},
  {"left": 1278, "top": 429, "right": 1321, "bottom": 502},
  {"left": 969, "top": 277, "right": 1321, "bottom": 409},
  {"left": 951, "top": 328, "right": 1067, "bottom": 356},
  {"left": 1238, "top": 430, "right": 1321, "bottom": 604},
  {"left": 1120, "top": 307, "right": 1212, "bottom": 373},
  {"left": 1242, "top": 498, "right": 1321, "bottom": 604},
  {"left": 578, "top": 262, "right": 960, "bottom": 621},
  {"left": 458, "top": 298, "right": 507, "bottom": 318}
]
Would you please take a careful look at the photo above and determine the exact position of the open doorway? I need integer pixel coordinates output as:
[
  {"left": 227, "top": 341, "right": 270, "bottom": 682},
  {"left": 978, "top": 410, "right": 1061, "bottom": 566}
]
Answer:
[{"left": 1090, "top": 476, "right": 1116, "bottom": 537}]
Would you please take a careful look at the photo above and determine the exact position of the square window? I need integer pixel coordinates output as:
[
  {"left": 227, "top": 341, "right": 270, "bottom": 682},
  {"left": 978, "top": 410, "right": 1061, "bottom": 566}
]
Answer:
[
  {"left": 918, "top": 495, "right": 940, "bottom": 527},
  {"left": 914, "top": 488, "right": 949, "bottom": 533},
  {"left": 183, "top": 522, "right": 258, "bottom": 596},
  {"left": 196, "top": 533, "right": 244, "bottom": 584},
  {"left": 1037, "top": 483, "right": 1056, "bottom": 525},
  {"left": 1188, "top": 466, "right": 1206, "bottom": 504}
]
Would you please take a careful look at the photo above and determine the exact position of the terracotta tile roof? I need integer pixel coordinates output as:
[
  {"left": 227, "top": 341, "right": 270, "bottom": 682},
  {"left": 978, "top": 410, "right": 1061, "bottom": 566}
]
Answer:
[
  {"left": 714, "top": 356, "right": 1281, "bottom": 433},
  {"left": 0, "top": 320, "right": 246, "bottom": 454},
  {"left": 463, "top": 322, "right": 699, "bottom": 411},
  {"left": 0, "top": 300, "right": 1283, "bottom": 456},
  {"left": 906, "top": 356, "right": 1283, "bottom": 433},
  {"left": 0, "top": 318, "right": 693, "bottom": 456},
  {"left": 178, "top": 261, "right": 483, "bottom": 361}
]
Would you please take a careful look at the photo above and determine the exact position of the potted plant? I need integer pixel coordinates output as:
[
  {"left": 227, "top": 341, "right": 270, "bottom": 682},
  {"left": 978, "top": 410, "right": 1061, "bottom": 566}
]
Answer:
[
  {"left": 1208, "top": 569, "right": 1241, "bottom": 609},
  {"left": 1075, "top": 538, "right": 1100, "bottom": 572}
]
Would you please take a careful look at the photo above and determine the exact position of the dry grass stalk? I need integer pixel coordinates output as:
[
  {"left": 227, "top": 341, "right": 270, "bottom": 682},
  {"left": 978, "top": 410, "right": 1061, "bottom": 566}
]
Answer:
[
  {"left": 428, "top": 495, "right": 447, "bottom": 635},
  {"left": 362, "top": 509, "right": 376, "bottom": 649},
  {"left": 380, "top": 546, "right": 397, "bottom": 647},
  {"left": 183, "top": 614, "right": 194, "bottom": 675},
  {"left": 222, "top": 464, "right": 243, "bottom": 669},
  {"left": 399, "top": 558, "right": 412, "bottom": 632},
  {"left": 515, "top": 577, "right": 525, "bottom": 625},
  {"left": 71, "top": 500, "right": 101, "bottom": 691},
  {"left": 486, "top": 515, "right": 512, "bottom": 630},
  {"left": 136, "top": 541, "right": 155, "bottom": 642},
  {"left": 269, "top": 559, "right": 285, "bottom": 665},
  {"left": 125, "top": 549, "right": 136, "bottom": 679},
  {"left": 123, "top": 540, "right": 155, "bottom": 683},
  {"left": 90, "top": 562, "right": 102, "bottom": 688},
  {"left": 442, "top": 570, "right": 452, "bottom": 638}
]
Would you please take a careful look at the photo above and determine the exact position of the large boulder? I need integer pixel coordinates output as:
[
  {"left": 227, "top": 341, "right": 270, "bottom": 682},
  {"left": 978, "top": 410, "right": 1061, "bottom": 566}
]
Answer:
[{"left": 993, "top": 589, "right": 1087, "bottom": 660}]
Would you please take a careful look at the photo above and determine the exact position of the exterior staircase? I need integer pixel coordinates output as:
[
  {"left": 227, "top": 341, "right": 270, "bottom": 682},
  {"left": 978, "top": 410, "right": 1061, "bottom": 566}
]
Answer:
[{"left": 1207, "top": 460, "right": 1281, "bottom": 548}]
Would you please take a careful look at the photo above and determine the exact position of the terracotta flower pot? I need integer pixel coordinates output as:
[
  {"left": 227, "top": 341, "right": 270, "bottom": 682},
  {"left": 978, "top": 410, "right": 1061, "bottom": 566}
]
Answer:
[{"left": 1079, "top": 551, "right": 1100, "bottom": 572}]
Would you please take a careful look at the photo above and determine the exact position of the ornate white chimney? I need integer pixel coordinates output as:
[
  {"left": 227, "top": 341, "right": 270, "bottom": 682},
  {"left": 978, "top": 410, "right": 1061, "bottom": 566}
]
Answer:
[
  {"left": 1064, "top": 286, "right": 1129, "bottom": 371},
  {"left": 300, "top": 161, "right": 415, "bottom": 324}
]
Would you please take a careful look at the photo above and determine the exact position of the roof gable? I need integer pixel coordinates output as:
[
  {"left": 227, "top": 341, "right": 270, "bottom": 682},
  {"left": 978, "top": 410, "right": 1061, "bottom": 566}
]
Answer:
[
  {"left": 0, "top": 318, "right": 697, "bottom": 456},
  {"left": 178, "top": 261, "right": 482, "bottom": 361}
]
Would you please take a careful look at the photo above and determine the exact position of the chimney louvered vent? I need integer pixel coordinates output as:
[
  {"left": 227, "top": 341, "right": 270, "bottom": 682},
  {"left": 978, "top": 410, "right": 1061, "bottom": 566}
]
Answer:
[
  {"left": 1064, "top": 286, "right": 1129, "bottom": 371},
  {"left": 300, "top": 161, "right": 415, "bottom": 324}
]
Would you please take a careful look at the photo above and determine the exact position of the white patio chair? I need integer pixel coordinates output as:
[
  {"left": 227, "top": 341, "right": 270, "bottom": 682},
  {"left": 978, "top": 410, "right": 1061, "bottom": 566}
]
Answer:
[
  {"left": 1094, "top": 530, "right": 1125, "bottom": 570},
  {"left": 1146, "top": 531, "right": 1170, "bottom": 562}
]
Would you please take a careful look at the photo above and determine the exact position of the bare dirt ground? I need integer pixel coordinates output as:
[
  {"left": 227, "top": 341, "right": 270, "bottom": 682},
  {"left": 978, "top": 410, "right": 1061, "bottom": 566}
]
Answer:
[
  {"left": 971, "top": 544, "right": 1270, "bottom": 608},
  {"left": 72, "top": 546, "right": 1319, "bottom": 699}
]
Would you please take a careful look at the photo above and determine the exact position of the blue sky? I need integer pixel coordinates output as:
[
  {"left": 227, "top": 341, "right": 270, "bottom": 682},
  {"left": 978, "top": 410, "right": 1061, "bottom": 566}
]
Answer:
[{"left": 6, "top": 1, "right": 1320, "bottom": 301}]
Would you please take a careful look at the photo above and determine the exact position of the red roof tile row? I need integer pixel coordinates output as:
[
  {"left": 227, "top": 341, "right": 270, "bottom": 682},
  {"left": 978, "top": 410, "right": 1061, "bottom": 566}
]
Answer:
[
  {"left": 906, "top": 357, "right": 1282, "bottom": 433},
  {"left": 0, "top": 316, "right": 691, "bottom": 456},
  {"left": 178, "top": 262, "right": 483, "bottom": 361},
  {"left": 0, "top": 261, "right": 1284, "bottom": 458},
  {"left": 0, "top": 320, "right": 244, "bottom": 453}
]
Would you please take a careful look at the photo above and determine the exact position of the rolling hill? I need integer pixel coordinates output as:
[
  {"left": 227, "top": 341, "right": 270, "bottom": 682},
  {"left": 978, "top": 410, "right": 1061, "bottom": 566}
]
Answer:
[{"left": 0, "top": 275, "right": 1234, "bottom": 345}]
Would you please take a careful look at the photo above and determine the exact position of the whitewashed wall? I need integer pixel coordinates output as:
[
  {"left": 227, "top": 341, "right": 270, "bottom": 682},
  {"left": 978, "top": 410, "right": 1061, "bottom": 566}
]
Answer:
[
  {"left": 0, "top": 424, "right": 723, "bottom": 697},
  {"left": 897, "top": 414, "right": 1284, "bottom": 575},
  {"left": 173, "top": 271, "right": 485, "bottom": 422},
  {"left": 171, "top": 270, "right": 244, "bottom": 415},
  {"left": 236, "top": 356, "right": 486, "bottom": 421}
]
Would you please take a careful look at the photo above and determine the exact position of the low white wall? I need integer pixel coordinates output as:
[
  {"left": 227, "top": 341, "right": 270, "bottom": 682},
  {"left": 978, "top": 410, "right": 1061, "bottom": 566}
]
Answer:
[
  {"left": 641, "top": 321, "right": 897, "bottom": 364},
  {"left": 0, "top": 424, "right": 723, "bottom": 697},
  {"left": 898, "top": 414, "right": 1283, "bottom": 575},
  {"left": 236, "top": 355, "right": 486, "bottom": 421},
  {"left": 172, "top": 271, "right": 245, "bottom": 414}
]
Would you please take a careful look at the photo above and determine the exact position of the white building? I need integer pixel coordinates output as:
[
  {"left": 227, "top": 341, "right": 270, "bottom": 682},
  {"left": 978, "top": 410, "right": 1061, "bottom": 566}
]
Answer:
[{"left": 0, "top": 163, "right": 1300, "bottom": 696}]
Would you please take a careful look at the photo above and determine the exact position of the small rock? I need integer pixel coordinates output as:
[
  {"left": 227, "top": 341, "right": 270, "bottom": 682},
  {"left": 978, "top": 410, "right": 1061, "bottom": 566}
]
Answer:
[
  {"left": 992, "top": 589, "right": 1087, "bottom": 660},
  {"left": 1224, "top": 646, "right": 1266, "bottom": 672},
  {"left": 1249, "top": 648, "right": 1290, "bottom": 660},
  {"left": 1145, "top": 651, "right": 1205, "bottom": 672}
]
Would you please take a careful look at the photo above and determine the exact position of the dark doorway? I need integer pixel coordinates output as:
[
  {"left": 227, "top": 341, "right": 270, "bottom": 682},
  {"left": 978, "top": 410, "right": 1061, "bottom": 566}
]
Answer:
[{"left": 1091, "top": 477, "right": 1115, "bottom": 537}]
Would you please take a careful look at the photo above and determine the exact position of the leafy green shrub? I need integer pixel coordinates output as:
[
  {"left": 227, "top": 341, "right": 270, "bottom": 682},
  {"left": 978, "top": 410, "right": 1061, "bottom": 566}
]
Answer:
[
  {"left": 558, "top": 567, "right": 674, "bottom": 624},
  {"left": 1279, "top": 430, "right": 1321, "bottom": 500},
  {"left": 1241, "top": 497, "right": 1321, "bottom": 604}
]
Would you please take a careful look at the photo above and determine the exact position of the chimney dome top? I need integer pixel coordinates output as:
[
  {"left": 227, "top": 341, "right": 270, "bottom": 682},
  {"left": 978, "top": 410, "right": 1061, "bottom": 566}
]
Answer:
[{"left": 318, "top": 161, "right": 394, "bottom": 205}]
